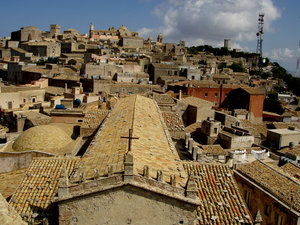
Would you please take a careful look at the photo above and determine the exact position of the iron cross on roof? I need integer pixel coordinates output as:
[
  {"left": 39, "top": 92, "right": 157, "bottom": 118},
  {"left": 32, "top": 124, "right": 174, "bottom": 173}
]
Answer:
[{"left": 121, "top": 129, "right": 139, "bottom": 152}]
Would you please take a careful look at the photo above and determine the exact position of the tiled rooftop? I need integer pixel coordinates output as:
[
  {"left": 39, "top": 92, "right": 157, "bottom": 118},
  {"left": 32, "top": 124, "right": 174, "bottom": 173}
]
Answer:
[
  {"left": 132, "top": 96, "right": 184, "bottom": 183},
  {"left": 78, "top": 95, "right": 185, "bottom": 184},
  {"left": 185, "top": 122, "right": 202, "bottom": 133},
  {"left": 198, "top": 145, "right": 227, "bottom": 155},
  {"left": 161, "top": 111, "right": 185, "bottom": 132},
  {"left": 79, "top": 96, "right": 135, "bottom": 179},
  {"left": 241, "top": 120, "right": 267, "bottom": 138},
  {"left": 268, "top": 122, "right": 300, "bottom": 130},
  {"left": 13, "top": 111, "right": 51, "bottom": 127},
  {"left": 81, "top": 109, "right": 109, "bottom": 129},
  {"left": 180, "top": 96, "right": 213, "bottom": 107},
  {"left": 0, "top": 169, "right": 27, "bottom": 199},
  {"left": 153, "top": 93, "right": 176, "bottom": 105},
  {"left": 183, "top": 163, "right": 253, "bottom": 224},
  {"left": 280, "top": 145, "right": 300, "bottom": 157},
  {"left": 281, "top": 163, "right": 300, "bottom": 180},
  {"left": 237, "top": 160, "right": 300, "bottom": 212},
  {"left": 9, "top": 158, "right": 79, "bottom": 222}
]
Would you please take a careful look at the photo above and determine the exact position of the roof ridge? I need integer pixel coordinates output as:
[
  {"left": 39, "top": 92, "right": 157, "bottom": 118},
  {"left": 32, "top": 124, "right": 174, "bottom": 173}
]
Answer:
[{"left": 257, "top": 160, "right": 300, "bottom": 186}]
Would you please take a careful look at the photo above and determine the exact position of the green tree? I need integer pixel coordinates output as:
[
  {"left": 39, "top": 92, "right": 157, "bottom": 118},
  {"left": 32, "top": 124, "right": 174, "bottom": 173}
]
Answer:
[
  {"left": 263, "top": 92, "right": 284, "bottom": 115},
  {"left": 229, "top": 62, "right": 246, "bottom": 72}
]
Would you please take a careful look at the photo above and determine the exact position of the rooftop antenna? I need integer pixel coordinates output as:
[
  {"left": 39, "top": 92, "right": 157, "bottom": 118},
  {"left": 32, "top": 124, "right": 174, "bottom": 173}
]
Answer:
[
  {"left": 296, "top": 41, "right": 300, "bottom": 77},
  {"left": 256, "top": 13, "right": 264, "bottom": 57}
]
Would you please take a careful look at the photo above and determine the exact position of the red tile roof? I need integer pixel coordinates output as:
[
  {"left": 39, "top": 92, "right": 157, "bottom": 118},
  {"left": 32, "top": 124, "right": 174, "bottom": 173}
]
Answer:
[{"left": 183, "top": 163, "right": 253, "bottom": 224}]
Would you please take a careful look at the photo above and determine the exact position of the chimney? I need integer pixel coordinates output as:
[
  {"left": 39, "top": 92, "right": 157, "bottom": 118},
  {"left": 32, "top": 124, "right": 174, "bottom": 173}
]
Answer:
[{"left": 64, "top": 83, "right": 68, "bottom": 93}]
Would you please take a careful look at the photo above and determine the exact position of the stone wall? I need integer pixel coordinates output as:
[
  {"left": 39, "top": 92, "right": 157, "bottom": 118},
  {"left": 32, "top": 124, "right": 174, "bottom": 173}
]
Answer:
[
  {"left": 58, "top": 185, "right": 196, "bottom": 225},
  {"left": 218, "top": 132, "right": 254, "bottom": 149},
  {"left": 0, "top": 151, "right": 54, "bottom": 173},
  {"left": 234, "top": 172, "right": 300, "bottom": 225}
]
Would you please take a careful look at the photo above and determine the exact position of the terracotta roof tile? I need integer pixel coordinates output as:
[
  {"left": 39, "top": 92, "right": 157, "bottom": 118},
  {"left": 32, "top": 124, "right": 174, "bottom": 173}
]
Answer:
[
  {"left": 183, "top": 163, "right": 253, "bottom": 224},
  {"left": 81, "top": 109, "right": 109, "bottom": 129},
  {"left": 198, "top": 145, "right": 227, "bottom": 155},
  {"left": 9, "top": 158, "right": 79, "bottom": 222},
  {"left": 153, "top": 93, "right": 176, "bottom": 105},
  {"left": 78, "top": 95, "right": 186, "bottom": 184},
  {"left": 237, "top": 160, "right": 300, "bottom": 212},
  {"left": 281, "top": 163, "right": 300, "bottom": 180},
  {"left": 161, "top": 112, "right": 185, "bottom": 132}
]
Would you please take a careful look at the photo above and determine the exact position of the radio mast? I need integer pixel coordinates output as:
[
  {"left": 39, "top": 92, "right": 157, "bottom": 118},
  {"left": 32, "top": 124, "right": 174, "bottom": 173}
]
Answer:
[{"left": 256, "top": 13, "right": 264, "bottom": 57}]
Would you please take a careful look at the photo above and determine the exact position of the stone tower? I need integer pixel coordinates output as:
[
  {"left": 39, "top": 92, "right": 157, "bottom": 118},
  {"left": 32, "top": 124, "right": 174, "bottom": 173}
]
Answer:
[
  {"left": 89, "top": 23, "right": 94, "bottom": 38},
  {"left": 157, "top": 33, "right": 163, "bottom": 43},
  {"left": 50, "top": 24, "right": 61, "bottom": 38}
]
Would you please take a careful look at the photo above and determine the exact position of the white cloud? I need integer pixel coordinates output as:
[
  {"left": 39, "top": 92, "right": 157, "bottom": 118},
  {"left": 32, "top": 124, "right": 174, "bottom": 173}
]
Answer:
[
  {"left": 138, "top": 0, "right": 281, "bottom": 46},
  {"left": 265, "top": 48, "right": 296, "bottom": 61}
]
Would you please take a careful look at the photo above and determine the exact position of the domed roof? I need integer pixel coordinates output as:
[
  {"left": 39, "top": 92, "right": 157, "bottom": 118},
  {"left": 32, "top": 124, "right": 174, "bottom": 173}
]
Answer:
[
  {"left": 148, "top": 36, "right": 153, "bottom": 41},
  {"left": 119, "top": 24, "right": 129, "bottom": 31},
  {"left": 12, "top": 125, "right": 73, "bottom": 154},
  {"left": 158, "top": 33, "right": 163, "bottom": 38}
]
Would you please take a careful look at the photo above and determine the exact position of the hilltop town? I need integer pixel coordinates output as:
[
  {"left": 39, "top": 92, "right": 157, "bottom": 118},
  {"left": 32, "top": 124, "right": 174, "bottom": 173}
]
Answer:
[{"left": 0, "top": 24, "right": 299, "bottom": 225}]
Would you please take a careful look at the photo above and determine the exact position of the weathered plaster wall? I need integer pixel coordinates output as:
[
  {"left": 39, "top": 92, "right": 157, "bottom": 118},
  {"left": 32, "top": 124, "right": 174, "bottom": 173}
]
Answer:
[{"left": 59, "top": 185, "right": 196, "bottom": 225}]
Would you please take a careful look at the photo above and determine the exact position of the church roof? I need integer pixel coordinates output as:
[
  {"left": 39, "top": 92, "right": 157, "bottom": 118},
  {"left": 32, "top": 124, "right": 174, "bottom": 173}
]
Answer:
[
  {"left": 81, "top": 109, "right": 109, "bottom": 130},
  {"left": 78, "top": 95, "right": 186, "bottom": 184}
]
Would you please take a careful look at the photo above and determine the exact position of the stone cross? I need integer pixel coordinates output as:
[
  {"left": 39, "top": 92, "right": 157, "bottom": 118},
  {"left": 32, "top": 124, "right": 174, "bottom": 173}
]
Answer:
[{"left": 121, "top": 129, "right": 139, "bottom": 152}]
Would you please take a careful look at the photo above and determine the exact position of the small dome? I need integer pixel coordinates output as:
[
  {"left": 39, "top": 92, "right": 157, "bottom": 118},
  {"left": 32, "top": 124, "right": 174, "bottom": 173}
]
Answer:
[
  {"left": 148, "top": 36, "right": 153, "bottom": 41},
  {"left": 158, "top": 33, "right": 163, "bottom": 38},
  {"left": 119, "top": 24, "right": 129, "bottom": 31},
  {"left": 12, "top": 125, "right": 73, "bottom": 154}
]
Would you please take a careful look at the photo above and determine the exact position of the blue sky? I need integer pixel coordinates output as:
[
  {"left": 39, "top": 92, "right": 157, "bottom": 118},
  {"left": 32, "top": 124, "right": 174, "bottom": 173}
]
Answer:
[{"left": 0, "top": 0, "right": 299, "bottom": 74}]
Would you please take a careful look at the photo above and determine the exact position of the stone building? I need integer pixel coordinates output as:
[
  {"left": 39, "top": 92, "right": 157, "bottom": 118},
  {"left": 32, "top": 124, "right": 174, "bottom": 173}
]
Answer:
[
  {"left": 267, "top": 128, "right": 300, "bottom": 150},
  {"left": 222, "top": 87, "right": 265, "bottom": 121},
  {"left": 0, "top": 85, "right": 45, "bottom": 110},
  {"left": 234, "top": 160, "right": 300, "bottom": 225},
  {"left": 121, "top": 36, "right": 144, "bottom": 49},
  {"left": 11, "top": 26, "right": 42, "bottom": 42},
  {"left": 54, "top": 95, "right": 199, "bottom": 225},
  {"left": 200, "top": 118, "right": 221, "bottom": 145},
  {"left": 4, "top": 95, "right": 254, "bottom": 224},
  {"left": 168, "top": 80, "right": 239, "bottom": 107},
  {"left": 89, "top": 24, "right": 140, "bottom": 44},
  {"left": 218, "top": 126, "right": 255, "bottom": 149},
  {"left": 20, "top": 41, "right": 61, "bottom": 58},
  {"left": 177, "top": 96, "right": 214, "bottom": 126},
  {"left": 148, "top": 63, "right": 180, "bottom": 84}
]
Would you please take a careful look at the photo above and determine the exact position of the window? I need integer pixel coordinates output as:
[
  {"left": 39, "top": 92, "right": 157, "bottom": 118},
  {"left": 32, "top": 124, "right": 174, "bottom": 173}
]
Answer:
[
  {"left": 8, "top": 101, "right": 12, "bottom": 109},
  {"left": 265, "top": 205, "right": 271, "bottom": 216},
  {"left": 205, "top": 93, "right": 208, "bottom": 97},
  {"left": 244, "top": 190, "right": 250, "bottom": 207},
  {"left": 174, "top": 71, "right": 178, "bottom": 75},
  {"left": 215, "top": 93, "right": 218, "bottom": 98},
  {"left": 168, "top": 70, "right": 171, "bottom": 75},
  {"left": 276, "top": 213, "right": 283, "bottom": 225},
  {"left": 214, "top": 128, "right": 218, "bottom": 134},
  {"left": 77, "top": 119, "right": 83, "bottom": 122},
  {"left": 31, "top": 97, "right": 36, "bottom": 103}
]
